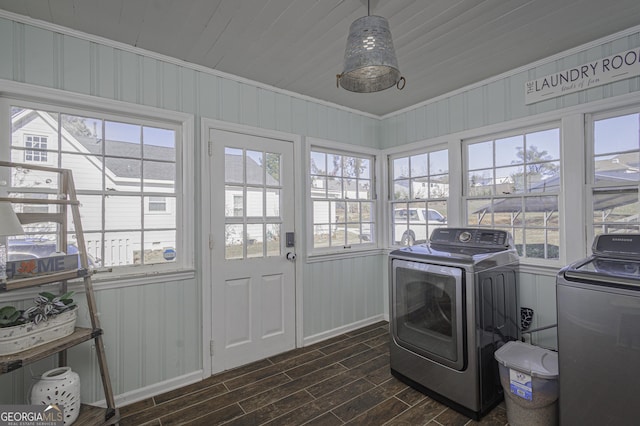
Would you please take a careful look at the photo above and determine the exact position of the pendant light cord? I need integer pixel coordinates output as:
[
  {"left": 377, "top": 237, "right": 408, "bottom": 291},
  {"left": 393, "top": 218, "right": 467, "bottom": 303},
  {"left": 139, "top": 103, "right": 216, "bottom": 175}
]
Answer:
[{"left": 368, "top": 0, "right": 370, "bottom": 16}]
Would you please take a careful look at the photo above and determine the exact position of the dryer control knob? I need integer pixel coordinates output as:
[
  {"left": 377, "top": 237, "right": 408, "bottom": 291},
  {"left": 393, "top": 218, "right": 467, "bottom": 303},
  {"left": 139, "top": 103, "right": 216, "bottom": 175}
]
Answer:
[{"left": 459, "top": 231, "right": 472, "bottom": 243}]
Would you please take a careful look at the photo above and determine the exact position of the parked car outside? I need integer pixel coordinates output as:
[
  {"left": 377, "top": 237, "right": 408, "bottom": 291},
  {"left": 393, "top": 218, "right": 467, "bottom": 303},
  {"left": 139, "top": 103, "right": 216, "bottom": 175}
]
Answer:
[
  {"left": 393, "top": 208, "right": 447, "bottom": 246},
  {"left": 8, "top": 239, "right": 101, "bottom": 267}
]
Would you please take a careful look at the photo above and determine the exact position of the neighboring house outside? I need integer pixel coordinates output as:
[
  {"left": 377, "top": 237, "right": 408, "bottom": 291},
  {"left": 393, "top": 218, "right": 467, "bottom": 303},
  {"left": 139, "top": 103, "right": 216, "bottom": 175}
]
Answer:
[
  {"left": 310, "top": 174, "right": 374, "bottom": 242},
  {"left": 223, "top": 152, "right": 280, "bottom": 246},
  {"left": 594, "top": 152, "right": 640, "bottom": 182},
  {"left": 310, "top": 177, "right": 357, "bottom": 231}
]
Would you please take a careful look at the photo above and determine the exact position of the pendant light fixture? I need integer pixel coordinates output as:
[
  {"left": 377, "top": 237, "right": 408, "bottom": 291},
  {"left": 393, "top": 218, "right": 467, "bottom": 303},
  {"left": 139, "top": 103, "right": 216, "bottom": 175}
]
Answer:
[{"left": 337, "top": 0, "right": 405, "bottom": 93}]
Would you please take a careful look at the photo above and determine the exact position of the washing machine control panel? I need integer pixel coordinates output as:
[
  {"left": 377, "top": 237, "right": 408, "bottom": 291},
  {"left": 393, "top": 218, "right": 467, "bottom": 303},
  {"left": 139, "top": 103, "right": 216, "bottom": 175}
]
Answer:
[
  {"left": 591, "top": 234, "right": 640, "bottom": 259},
  {"left": 430, "top": 228, "right": 511, "bottom": 248}
]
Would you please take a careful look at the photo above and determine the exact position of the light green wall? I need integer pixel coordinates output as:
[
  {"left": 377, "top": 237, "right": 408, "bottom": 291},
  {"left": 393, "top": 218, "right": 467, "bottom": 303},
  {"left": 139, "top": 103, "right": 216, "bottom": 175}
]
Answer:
[
  {"left": 381, "top": 31, "right": 640, "bottom": 149},
  {"left": 0, "top": 16, "right": 384, "bottom": 405},
  {"left": 1, "top": 13, "right": 639, "bottom": 404}
]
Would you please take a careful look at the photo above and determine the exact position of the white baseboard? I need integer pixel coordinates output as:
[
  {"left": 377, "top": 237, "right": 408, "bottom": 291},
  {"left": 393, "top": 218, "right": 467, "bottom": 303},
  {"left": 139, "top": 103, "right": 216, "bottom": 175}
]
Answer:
[
  {"left": 302, "top": 315, "right": 387, "bottom": 347},
  {"left": 91, "top": 370, "right": 205, "bottom": 408}
]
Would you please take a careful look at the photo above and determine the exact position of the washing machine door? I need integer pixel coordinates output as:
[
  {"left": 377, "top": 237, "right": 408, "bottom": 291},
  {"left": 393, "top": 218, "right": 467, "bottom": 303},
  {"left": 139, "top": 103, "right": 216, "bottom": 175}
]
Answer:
[{"left": 391, "top": 259, "right": 466, "bottom": 370}]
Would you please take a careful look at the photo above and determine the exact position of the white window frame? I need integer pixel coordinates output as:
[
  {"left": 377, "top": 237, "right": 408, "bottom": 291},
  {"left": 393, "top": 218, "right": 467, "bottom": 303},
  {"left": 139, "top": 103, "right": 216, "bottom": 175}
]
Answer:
[
  {"left": 463, "top": 122, "right": 562, "bottom": 265},
  {"left": 388, "top": 144, "right": 450, "bottom": 247},
  {"left": 380, "top": 93, "right": 640, "bottom": 272},
  {"left": 586, "top": 105, "right": 640, "bottom": 246},
  {"left": 306, "top": 137, "right": 382, "bottom": 259},
  {"left": 0, "top": 84, "right": 194, "bottom": 283}
]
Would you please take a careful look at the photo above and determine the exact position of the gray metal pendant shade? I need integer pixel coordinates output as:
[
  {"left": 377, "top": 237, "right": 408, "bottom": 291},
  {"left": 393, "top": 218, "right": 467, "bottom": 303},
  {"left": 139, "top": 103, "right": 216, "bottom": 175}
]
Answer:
[{"left": 337, "top": 9, "right": 405, "bottom": 93}]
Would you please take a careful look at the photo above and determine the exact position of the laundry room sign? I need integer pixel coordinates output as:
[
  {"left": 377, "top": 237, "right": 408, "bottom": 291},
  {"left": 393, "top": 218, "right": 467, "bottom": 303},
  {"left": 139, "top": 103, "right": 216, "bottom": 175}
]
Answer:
[{"left": 525, "top": 47, "right": 640, "bottom": 104}]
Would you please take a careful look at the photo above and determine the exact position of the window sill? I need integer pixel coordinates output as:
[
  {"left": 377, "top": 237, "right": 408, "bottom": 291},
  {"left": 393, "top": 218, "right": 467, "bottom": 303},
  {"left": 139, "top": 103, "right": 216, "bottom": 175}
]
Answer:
[
  {"left": 80, "top": 268, "right": 196, "bottom": 290},
  {"left": 306, "top": 248, "right": 385, "bottom": 263}
]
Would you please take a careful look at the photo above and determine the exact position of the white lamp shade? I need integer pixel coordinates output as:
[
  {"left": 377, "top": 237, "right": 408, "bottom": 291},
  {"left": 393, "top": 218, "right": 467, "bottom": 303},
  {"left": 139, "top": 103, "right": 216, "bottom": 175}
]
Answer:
[{"left": 0, "top": 202, "right": 24, "bottom": 236}]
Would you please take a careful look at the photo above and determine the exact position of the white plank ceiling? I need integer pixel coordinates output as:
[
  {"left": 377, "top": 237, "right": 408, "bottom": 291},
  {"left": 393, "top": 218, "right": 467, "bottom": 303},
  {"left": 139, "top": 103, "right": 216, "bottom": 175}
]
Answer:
[{"left": 1, "top": 0, "right": 639, "bottom": 116}]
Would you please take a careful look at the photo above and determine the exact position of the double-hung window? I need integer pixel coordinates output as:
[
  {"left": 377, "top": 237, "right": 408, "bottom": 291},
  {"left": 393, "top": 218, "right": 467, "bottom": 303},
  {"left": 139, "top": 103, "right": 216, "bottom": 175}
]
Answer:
[
  {"left": 464, "top": 125, "right": 561, "bottom": 260},
  {"left": 309, "top": 147, "right": 375, "bottom": 252},
  {"left": 5, "top": 99, "right": 188, "bottom": 274},
  {"left": 390, "top": 148, "right": 449, "bottom": 246},
  {"left": 589, "top": 109, "right": 640, "bottom": 239}
]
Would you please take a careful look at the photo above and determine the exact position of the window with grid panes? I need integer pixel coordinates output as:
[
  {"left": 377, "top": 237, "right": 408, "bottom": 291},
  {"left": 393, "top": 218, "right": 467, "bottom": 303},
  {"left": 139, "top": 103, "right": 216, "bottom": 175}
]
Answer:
[
  {"left": 465, "top": 126, "right": 561, "bottom": 260},
  {"left": 7, "top": 103, "right": 183, "bottom": 271},
  {"left": 24, "top": 135, "right": 48, "bottom": 163},
  {"left": 310, "top": 149, "right": 375, "bottom": 250},
  {"left": 390, "top": 148, "right": 449, "bottom": 246},
  {"left": 590, "top": 110, "right": 640, "bottom": 239}
]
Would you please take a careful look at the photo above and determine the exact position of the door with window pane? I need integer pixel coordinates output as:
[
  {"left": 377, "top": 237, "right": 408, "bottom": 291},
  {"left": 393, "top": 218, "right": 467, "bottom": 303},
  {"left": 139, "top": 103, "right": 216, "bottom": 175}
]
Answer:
[{"left": 209, "top": 128, "right": 296, "bottom": 373}]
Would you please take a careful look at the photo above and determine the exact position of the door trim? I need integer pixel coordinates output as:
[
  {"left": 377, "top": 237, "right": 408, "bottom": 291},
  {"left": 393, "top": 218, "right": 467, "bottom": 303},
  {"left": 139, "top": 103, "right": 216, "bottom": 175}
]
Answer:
[{"left": 200, "top": 118, "right": 303, "bottom": 377}]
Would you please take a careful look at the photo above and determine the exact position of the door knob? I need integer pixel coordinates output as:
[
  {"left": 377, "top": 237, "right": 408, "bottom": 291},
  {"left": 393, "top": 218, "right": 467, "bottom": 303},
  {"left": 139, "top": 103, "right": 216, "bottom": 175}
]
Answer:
[{"left": 286, "top": 252, "right": 297, "bottom": 261}]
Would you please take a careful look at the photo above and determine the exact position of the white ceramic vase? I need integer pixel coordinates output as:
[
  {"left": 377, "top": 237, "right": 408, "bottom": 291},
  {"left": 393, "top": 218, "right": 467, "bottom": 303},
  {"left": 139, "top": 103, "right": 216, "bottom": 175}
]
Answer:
[{"left": 31, "top": 366, "right": 81, "bottom": 425}]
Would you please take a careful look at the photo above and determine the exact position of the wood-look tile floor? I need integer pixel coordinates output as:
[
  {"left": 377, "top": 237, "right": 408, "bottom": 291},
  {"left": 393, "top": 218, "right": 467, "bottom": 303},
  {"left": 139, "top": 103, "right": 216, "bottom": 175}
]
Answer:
[{"left": 119, "top": 322, "right": 508, "bottom": 426}]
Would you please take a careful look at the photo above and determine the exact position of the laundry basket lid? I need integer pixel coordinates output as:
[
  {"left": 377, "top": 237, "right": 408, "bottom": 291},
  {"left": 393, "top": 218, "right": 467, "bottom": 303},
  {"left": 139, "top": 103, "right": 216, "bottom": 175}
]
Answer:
[{"left": 494, "top": 340, "right": 558, "bottom": 379}]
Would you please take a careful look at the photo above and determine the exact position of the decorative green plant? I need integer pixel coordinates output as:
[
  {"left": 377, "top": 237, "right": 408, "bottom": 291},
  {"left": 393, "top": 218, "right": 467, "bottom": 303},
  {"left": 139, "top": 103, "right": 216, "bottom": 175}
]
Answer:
[
  {"left": 24, "top": 291, "right": 76, "bottom": 325},
  {"left": 0, "top": 306, "right": 26, "bottom": 328},
  {"left": 0, "top": 292, "right": 75, "bottom": 328}
]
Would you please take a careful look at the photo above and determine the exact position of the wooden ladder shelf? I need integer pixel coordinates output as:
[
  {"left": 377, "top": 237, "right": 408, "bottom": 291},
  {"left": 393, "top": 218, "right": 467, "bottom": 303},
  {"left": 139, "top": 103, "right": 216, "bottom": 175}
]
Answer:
[{"left": 0, "top": 161, "right": 118, "bottom": 425}]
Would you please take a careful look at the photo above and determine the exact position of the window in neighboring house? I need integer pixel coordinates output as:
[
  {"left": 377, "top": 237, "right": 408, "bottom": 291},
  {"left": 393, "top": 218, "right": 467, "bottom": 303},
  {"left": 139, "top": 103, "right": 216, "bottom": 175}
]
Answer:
[
  {"left": 8, "top": 104, "right": 184, "bottom": 271},
  {"left": 148, "top": 196, "right": 167, "bottom": 212},
  {"left": 233, "top": 195, "right": 243, "bottom": 217},
  {"left": 465, "top": 125, "right": 561, "bottom": 260},
  {"left": 24, "top": 135, "right": 48, "bottom": 163},
  {"left": 590, "top": 111, "right": 640, "bottom": 239},
  {"left": 310, "top": 148, "right": 375, "bottom": 250},
  {"left": 390, "top": 148, "right": 449, "bottom": 246}
]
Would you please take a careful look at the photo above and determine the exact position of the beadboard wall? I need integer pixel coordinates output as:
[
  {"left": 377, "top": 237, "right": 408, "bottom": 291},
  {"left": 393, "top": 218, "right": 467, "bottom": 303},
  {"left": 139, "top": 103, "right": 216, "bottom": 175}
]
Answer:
[
  {"left": 0, "top": 14, "right": 383, "bottom": 406},
  {"left": 302, "top": 253, "right": 386, "bottom": 341},
  {"left": 1, "top": 11, "right": 640, "bottom": 406},
  {"left": 0, "top": 276, "right": 201, "bottom": 405},
  {"left": 380, "top": 30, "right": 640, "bottom": 149}
]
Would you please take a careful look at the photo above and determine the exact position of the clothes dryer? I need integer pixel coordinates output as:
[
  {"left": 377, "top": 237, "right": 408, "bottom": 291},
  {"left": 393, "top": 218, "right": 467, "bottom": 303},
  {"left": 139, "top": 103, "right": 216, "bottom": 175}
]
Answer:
[{"left": 389, "top": 228, "right": 519, "bottom": 419}]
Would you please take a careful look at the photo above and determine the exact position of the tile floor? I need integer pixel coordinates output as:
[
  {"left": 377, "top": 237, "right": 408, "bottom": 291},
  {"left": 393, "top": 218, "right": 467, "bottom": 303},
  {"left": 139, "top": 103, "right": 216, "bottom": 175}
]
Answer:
[{"left": 119, "top": 321, "right": 508, "bottom": 425}]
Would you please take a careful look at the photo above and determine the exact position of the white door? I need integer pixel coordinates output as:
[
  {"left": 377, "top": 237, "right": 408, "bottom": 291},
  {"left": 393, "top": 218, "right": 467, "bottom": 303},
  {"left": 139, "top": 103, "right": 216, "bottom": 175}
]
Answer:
[{"left": 209, "top": 128, "right": 296, "bottom": 373}]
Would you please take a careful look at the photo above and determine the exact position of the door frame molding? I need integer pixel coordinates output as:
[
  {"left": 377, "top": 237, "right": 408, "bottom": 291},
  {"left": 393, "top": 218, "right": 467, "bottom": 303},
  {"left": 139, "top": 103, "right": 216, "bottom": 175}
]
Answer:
[{"left": 200, "top": 118, "right": 304, "bottom": 377}]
